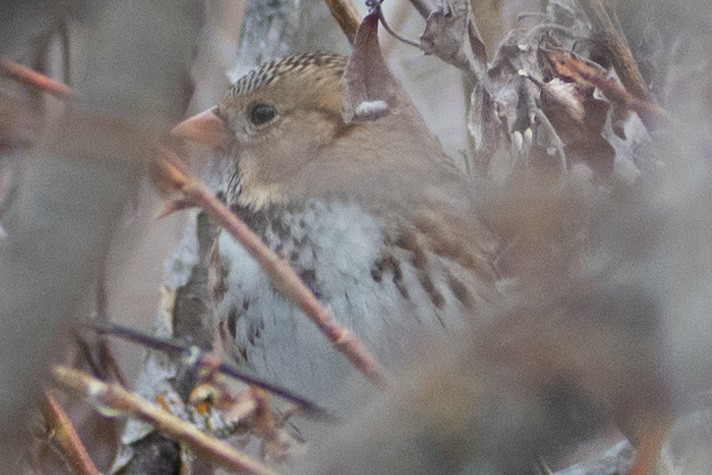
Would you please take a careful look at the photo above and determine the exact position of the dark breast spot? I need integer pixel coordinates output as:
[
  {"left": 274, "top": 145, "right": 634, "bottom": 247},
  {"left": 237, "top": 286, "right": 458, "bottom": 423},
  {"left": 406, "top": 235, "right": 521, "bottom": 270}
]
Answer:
[
  {"left": 418, "top": 271, "right": 445, "bottom": 309},
  {"left": 247, "top": 320, "right": 262, "bottom": 345},
  {"left": 208, "top": 241, "right": 229, "bottom": 304},
  {"left": 446, "top": 272, "right": 475, "bottom": 311},
  {"left": 270, "top": 215, "right": 292, "bottom": 241},
  {"left": 226, "top": 306, "right": 239, "bottom": 340},
  {"left": 371, "top": 255, "right": 409, "bottom": 299}
]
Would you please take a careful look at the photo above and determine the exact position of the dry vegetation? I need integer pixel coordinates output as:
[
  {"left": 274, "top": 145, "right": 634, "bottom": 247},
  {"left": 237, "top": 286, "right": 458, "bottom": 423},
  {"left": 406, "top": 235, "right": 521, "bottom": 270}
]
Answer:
[{"left": 1, "top": 0, "right": 712, "bottom": 473}]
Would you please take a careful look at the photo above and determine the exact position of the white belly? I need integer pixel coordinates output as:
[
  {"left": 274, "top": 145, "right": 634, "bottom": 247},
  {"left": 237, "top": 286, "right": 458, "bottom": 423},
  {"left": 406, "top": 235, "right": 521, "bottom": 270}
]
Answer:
[{"left": 213, "top": 200, "right": 472, "bottom": 410}]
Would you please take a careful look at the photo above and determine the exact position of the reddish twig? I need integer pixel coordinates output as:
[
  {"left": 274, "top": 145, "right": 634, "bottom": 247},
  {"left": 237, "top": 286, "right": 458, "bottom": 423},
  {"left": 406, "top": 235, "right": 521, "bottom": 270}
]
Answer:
[
  {"left": 250, "top": 388, "right": 286, "bottom": 461},
  {"left": 324, "top": 0, "right": 362, "bottom": 45},
  {"left": 41, "top": 392, "right": 101, "bottom": 475},
  {"left": 546, "top": 49, "right": 671, "bottom": 126},
  {"left": 577, "top": 0, "right": 654, "bottom": 125},
  {"left": 626, "top": 419, "right": 672, "bottom": 475},
  {"left": 52, "top": 365, "right": 276, "bottom": 475},
  {"left": 0, "top": 59, "right": 73, "bottom": 98},
  {"left": 156, "top": 146, "right": 389, "bottom": 388}
]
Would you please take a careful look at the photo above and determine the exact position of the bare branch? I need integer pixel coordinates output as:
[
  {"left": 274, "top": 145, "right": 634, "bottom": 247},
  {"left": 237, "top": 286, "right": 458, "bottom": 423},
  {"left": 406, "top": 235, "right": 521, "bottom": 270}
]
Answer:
[
  {"left": 41, "top": 392, "right": 101, "bottom": 475},
  {"left": 52, "top": 366, "right": 276, "bottom": 475},
  {"left": 324, "top": 0, "right": 362, "bottom": 44},
  {"left": 577, "top": 0, "right": 655, "bottom": 125},
  {"left": 156, "top": 147, "right": 389, "bottom": 388},
  {"left": 0, "top": 59, "right": 73, "bottom": 98},
  {"left": 92, "top": 322, "right": 334, "bottom": 420},
  {"left": 545, "top": 49, "right": 671, "bottom": 126}
]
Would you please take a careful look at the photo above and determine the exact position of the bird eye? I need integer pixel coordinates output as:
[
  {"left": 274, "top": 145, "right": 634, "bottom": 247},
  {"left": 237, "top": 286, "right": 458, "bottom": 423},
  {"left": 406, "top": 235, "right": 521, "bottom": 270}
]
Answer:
[{"left": 249, "top": 103, "right": 277, "bottom": 126}]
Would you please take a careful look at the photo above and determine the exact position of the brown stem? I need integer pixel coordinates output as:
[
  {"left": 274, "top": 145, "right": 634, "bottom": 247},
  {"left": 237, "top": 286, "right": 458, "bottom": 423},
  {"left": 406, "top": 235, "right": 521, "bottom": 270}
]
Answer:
[
  {"left": 324, "top": 0, "right": 362, "bottom": 45},
  {"left": 52, "top": 366, "right": 276, "bottom": 475},
  {"left": 156, "top": 147, "right": 389, "bottom": 388},
  {"left": 92, "top": 321, "right": 332, "bottom": 418},
  {"left": 577, "top": 0, "right": 655, "bottom": 126},
  {"left": 250, "top": 389, "right": 281, "bottom": 449},
  {"left": 41, "top": 392, "right": 100, "bottom": 475},
  {"left": 626, "top": 418, "right": 671, "bottom": 475},
  {"left": 545, "top": 49, "right": 671, "bottom": 126},
  {"left": 0, "top": 59, "right": 73, "bottom": 98}
]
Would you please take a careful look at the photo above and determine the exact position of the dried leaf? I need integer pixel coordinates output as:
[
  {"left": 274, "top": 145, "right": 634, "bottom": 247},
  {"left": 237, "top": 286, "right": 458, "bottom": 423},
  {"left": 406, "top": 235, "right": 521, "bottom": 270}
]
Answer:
[
  {"left": 420, "top": 0, "right": 487, "bottom": 79},
  {"left": 341, "top": 13, "right": 399, "bottom": 124},
  {"left": 466, "top": 83, "right": 500, "bottom": 175}
]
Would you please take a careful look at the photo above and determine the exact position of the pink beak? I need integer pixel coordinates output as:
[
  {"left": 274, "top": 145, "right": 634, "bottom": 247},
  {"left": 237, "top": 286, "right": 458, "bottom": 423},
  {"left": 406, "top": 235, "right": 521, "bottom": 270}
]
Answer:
[{"left": 171, "top": 107, "right": 231, "bottom": 147}]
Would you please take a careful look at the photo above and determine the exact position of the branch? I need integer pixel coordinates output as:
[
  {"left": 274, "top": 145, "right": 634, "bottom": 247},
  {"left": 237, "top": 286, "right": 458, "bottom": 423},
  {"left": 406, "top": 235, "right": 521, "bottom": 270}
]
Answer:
[
  {"left": 545, "top": 49, "right": 671, "bottom": 127},
  {"left": 324, "top": 0, "right": 362, "bottom": 45},
  {"left": 41, "top": 392, "right": 100, "bottom": 475},
  {"left": 0, "top": 59, "right": 72, "bottom": 98},
  {"left": 156, "top": 147, "right": 389, "bottom": 388},
  {"left": 91, "top": 322, "right": 334, "bottom": 420},
  {"left": 577, "top": 0, "right": 655, "bottom": 127},
  {"left": 52, "top": 366, "right": 276, "bottom": 475}
]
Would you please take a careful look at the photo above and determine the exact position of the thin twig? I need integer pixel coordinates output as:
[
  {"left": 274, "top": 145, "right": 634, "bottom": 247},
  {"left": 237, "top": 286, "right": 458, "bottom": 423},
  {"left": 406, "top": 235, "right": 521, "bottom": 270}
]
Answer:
[
  {"left": 324, "top": 0, "right": 362, "bottom": 45},
  {"left": 545, "top": 49, "right": 671, "bottom": 126},
  {"left": 91, "top": 321, "right": 335, "bottom": 420},
  {"left": 626, "top": 419, "right": 672, "bottom": 475},
  {"left": 250, "top": 389, "right": 286, "bottom": 461},
  {"left": 156, "top": 146, "right": 389, "bottom": 389},
  {"left": 0, "top": 59, "right": 73, "bottom": 98},
  {"left": 367, "top": 0, "right": 420, "bottom": 48},
  {"left": 577, "top": 0, "right": 655, "bottom": 127},
  {"left": 41, "top": 392, "right": 101, "bottom": 475},
  {"left": 52, "top": 365, "right": 277, "bottom": 475}
]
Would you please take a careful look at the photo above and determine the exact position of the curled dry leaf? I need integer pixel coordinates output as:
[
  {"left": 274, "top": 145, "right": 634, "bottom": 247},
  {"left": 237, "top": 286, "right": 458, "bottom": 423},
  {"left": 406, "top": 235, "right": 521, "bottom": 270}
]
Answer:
[
  {"left": 466, "top": 82, "right": 501, "bottom": 175},
  {"left": 341, "top": 13, "right": 400, "bottom": 124},
  {"left": 545, "top": 48, "right": 670, "bottom": 127},
  {"left": 420, "top": 0, "right": 487, "bottom": 80}
]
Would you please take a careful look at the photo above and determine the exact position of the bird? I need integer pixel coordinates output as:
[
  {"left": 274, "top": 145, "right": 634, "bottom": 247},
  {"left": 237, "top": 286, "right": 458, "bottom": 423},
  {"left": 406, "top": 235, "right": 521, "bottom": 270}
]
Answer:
[
  {"left": 172, "top": 52, "right": 676, "bottom": 472},
  {"left": 171, "top": 52, "right": 500, "bottom": 413}
]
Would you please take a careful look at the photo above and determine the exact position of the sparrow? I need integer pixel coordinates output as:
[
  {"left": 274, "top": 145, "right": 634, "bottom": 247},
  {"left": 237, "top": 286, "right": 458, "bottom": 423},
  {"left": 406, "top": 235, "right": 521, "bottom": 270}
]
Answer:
[
  {"left": 172, "top": 52, "right": 676, "bottom": 472},
  {"left": 172, "top": 52, "right": 499, "bottom": 412}
]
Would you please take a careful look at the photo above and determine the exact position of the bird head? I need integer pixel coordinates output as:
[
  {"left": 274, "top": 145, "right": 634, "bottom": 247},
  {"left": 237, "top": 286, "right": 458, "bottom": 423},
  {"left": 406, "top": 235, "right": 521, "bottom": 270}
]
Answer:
[
  {"left": 172, "top": 52, "right": 450, "bottom": 210},
  {"left": 173, "top": 53, "right": 351, "bottom": 208}
]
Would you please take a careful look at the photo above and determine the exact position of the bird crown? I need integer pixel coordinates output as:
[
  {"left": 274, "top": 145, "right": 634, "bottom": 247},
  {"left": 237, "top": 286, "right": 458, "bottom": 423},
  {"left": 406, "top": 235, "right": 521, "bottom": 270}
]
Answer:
[{"left": 228, "top": 52, "right": 347, "bottom": 98}]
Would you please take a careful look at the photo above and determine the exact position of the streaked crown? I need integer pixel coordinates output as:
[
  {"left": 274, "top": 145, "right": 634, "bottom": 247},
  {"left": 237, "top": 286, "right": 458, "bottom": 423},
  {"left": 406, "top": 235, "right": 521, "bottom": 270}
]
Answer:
[{"left": 227, "top": 52, "right": 347, "bottom": 98}]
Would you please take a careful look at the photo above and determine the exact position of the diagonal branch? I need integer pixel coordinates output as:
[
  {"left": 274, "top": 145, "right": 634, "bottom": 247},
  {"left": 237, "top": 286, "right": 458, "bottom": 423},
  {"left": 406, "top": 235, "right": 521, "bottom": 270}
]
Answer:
[
  {"left": 577, "top": 0, "right": 655, "bottom": 127},
  {"left": 91, "top": 322, "right": 334, "bottom": 420},
  {"left": 41, "top": 392, "right": 100, "bottom": 475},
  {"left": 0, "top": 59, "right": 73, "bottom": 98},
  {"left": 52, "top": 366, "right": 276, "bottom": 475},
  {"left": 324, "top": 0, "right": 362, "bottom": 45},
  {"left": 156, "top": 147, "right": 389, "bottom": 389}
]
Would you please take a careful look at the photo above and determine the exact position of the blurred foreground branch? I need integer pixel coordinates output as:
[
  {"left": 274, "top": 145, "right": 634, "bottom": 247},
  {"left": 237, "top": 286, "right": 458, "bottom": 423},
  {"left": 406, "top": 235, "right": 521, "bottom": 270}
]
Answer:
[
  {"left": 0, "top": 0, "right": 201, "bottom": 465},
  {"left": 53, "top": 366, "right": 275, "bottom": 475}
]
